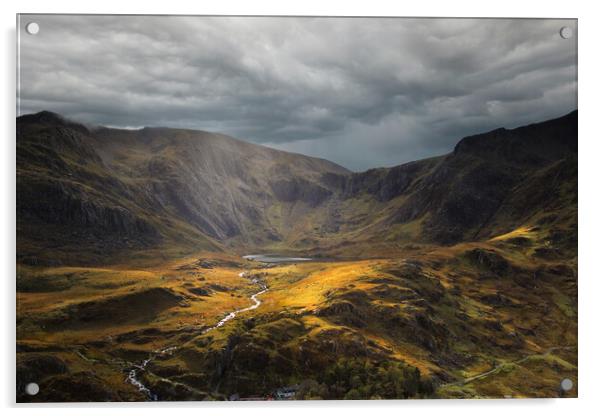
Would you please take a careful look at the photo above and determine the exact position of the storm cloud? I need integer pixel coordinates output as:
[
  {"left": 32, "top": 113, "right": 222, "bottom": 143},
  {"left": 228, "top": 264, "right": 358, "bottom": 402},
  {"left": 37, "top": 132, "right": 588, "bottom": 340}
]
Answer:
[{"left": 18, "top": 15, "right": 577, "bottom": 171}]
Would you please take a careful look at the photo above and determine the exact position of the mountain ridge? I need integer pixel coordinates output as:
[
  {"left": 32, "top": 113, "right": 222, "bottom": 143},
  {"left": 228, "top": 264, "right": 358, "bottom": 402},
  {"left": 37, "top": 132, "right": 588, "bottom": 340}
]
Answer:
[
  {"left": 16, "top": 110, "right": 579, "bottom": 401},
  {"left": 17, "top": 110, "right": 577, "bottom": 265}
]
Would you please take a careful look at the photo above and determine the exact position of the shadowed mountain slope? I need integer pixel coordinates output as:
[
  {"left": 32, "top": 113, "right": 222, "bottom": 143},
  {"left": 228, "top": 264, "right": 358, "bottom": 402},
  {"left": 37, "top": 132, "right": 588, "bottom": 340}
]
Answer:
[
  {"left": 16, "top": 111, "right": 578, "bottom": 401},
  {"left": 17, "top": 111, "right": 349, "bottom": 264},
  {"left": 17, "top": 110, "right": 577, "bottom": 264}
]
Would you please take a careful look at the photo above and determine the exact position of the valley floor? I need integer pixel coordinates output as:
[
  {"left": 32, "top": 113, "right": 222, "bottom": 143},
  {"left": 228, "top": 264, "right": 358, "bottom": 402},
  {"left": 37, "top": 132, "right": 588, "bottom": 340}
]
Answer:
[{"left": 16, "top": 231, "right": 577, "bottom": 401}]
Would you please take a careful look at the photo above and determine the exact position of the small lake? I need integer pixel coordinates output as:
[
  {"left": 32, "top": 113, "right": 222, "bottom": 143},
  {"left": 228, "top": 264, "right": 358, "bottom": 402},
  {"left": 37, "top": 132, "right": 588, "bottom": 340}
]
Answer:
[{"left": 242, "top": 254, "right": 313, "bottom": 263}]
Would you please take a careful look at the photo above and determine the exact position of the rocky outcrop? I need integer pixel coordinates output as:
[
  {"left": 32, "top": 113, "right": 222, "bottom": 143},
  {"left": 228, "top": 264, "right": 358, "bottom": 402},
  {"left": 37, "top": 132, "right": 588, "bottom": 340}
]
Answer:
[
  {"left": 18, "top": 178, "right": 159, "bottom": 242},
  {"left": 17, "top": 110, "right": 578, "bottom": 260},
  {"left": 464, "top": 248, "right": 513, "bottom": 277},
  {"left": 269, "top": 178, "right": 333, "bottom": 207},
  {"left": 344, "top": 158, "right": 439, "bottom": 202}
]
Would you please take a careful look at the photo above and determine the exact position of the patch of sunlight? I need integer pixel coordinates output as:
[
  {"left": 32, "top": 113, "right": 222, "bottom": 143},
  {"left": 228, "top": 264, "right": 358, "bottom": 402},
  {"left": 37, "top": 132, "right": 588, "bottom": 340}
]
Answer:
[{"left": 489, "top": 226, "right": 536, "bottom": 242}]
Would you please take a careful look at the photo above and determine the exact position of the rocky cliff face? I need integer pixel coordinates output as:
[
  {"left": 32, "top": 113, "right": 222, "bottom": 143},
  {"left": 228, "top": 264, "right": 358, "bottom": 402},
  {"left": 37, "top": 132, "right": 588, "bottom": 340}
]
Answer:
[
  {"left": 322, "top": 110, "right": 577, "bottom": 246},
  {"left": 17, "top": 110, "right": 577, "bottom": 263},
  {"left": 17, "top": 111, "right": 349, "bottom": 263},
  {"left": 416, "top": 111, "right": 577, "bottom": 244}
]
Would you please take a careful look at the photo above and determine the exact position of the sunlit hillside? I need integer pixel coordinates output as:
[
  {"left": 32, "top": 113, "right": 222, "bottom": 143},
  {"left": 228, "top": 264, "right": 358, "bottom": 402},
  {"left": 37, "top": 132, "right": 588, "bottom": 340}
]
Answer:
[{"left": 16, "top": 111, "right": 577, "bottom": 401}]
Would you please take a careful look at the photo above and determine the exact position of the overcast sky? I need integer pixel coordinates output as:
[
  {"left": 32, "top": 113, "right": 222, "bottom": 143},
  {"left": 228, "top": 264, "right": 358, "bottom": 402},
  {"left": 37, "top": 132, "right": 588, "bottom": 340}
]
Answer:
[{"left": 18, "top": 15, "right": 577, "bottom": 171}]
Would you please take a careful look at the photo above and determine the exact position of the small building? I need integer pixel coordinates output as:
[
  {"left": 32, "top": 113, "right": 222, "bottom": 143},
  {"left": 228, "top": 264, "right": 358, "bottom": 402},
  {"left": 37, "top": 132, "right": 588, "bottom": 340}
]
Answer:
[{"left": 274, "top": 385, "right": 299, "bottom": 400}]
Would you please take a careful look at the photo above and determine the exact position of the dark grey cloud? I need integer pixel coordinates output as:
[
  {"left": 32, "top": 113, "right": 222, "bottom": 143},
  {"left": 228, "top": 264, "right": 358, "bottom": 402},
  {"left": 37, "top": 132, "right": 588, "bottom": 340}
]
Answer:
[{"left": 18, "top": 15, "right": 577, "bottom": 171}]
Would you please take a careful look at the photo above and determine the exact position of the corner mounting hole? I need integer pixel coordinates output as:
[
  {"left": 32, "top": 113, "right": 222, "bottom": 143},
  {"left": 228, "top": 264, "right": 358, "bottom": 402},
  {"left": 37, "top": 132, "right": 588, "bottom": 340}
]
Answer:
[
  {"left": 559, "top": 26, "right": 573, "bottom": 39},
  {"left": 560, "top": 378, "right": 573, "bottom": 391},
  {"left": 25, "top": 382, "right": 39, "bottom": 396},
  {"left": 25, "top": 22, "right": 40, "bottom": 35}
]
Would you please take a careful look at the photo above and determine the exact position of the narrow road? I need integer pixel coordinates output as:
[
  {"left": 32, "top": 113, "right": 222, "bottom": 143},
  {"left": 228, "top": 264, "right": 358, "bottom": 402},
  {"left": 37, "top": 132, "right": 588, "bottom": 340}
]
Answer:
[
  {"left": 126, "top": 270, "right": 268, "bottom": 400},
  {"left": 443, "top": 345, "right": 575, "bottom": 388}
]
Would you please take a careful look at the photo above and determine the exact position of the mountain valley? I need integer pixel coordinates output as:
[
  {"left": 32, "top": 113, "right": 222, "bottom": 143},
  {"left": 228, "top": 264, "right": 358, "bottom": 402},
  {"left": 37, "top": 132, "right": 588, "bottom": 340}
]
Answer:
[{"left": 16, "top": 110, "right": 578, "bottom": 401}]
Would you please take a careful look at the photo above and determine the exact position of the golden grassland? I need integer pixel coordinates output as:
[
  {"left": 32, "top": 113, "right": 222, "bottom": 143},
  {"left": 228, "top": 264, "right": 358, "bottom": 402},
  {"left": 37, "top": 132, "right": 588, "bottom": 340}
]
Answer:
[
  {"left": 18, "top": 252, "right": 251, "bottom": 345},
  {"left": 17, "top": 224, "right": 577, "bottom": 401}
]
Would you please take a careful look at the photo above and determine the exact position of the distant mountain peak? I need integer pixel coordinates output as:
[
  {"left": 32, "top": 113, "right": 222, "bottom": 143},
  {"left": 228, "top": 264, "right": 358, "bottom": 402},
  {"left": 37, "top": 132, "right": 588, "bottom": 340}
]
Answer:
[
  {"left": 453, "top": 110, "right": 577, "bottom": 163},
  {"left": 19, "top": 110, "right": 65, "bottom": 123},
  {"left": 18, "top": 110, "right": 90, "bottom": 134}
]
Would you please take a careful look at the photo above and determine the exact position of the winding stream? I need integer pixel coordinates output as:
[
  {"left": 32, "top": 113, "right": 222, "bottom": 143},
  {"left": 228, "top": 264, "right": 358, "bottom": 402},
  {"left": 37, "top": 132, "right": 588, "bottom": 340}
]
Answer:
[{"left": 126, "top": 271, "right": 267, "bottom": 400}]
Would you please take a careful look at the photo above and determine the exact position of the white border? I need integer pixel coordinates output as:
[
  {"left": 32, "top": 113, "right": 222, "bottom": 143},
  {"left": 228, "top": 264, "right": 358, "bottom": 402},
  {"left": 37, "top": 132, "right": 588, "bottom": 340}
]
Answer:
[{"left": 2, "top": 1, "right": 600, "bottom": 415}]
